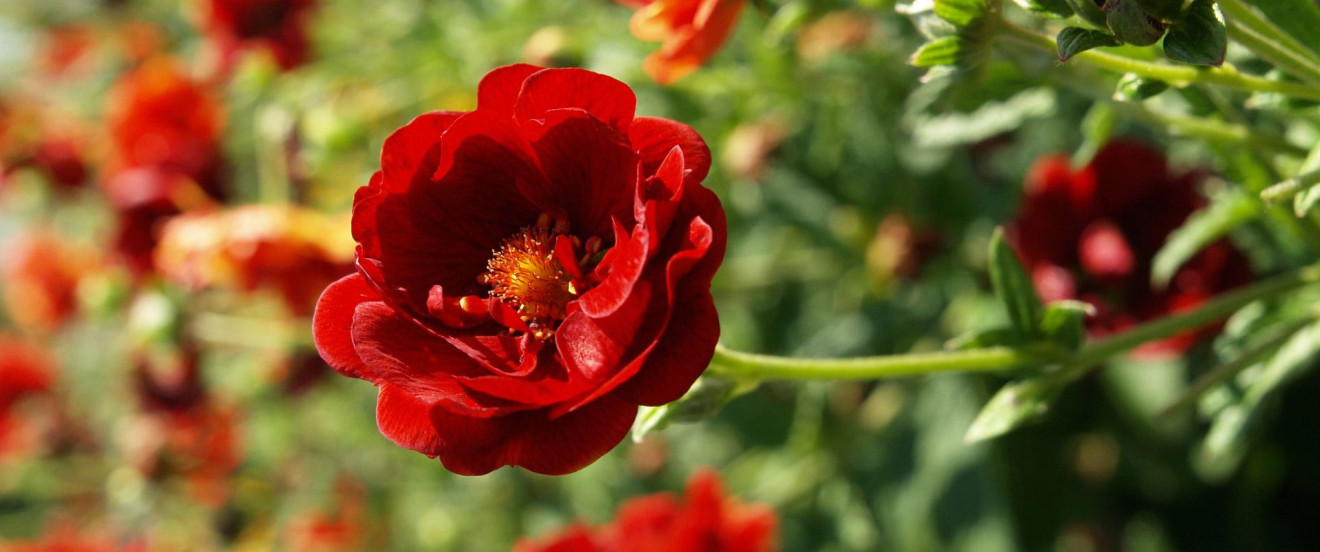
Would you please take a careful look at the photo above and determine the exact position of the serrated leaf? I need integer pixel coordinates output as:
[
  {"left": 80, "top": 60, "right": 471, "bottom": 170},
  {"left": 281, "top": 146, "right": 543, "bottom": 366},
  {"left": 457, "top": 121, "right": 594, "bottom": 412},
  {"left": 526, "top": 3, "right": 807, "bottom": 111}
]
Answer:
[
  {"left": 965, "top": 375, "right": 1064, "bottom": 443},
  {"left": 1064, "top": 0, "right": 1108, "bottom": 26},
  {"left": 1105, "top": 0, "right": 1167, "bottom": 46},
  {"left": 989, "top": 228, "right": 1044, "bottom": 339},
  {"left": 935, "top": 0, "right": 988, "bottom": 27},
  {"left": 1057, "top": 27, "right": 1121, "bottom": 62},
  {"left": 1163, "top": 0, "right": 1226, "bottom": 66},
  {"left": 1151, "top": 191, "right": 1259, "bottom": 288},
  {"left": 1039, "top": 300, "right": 1095, "bottom": 352},
  {"left": 1012, "top": 0, "right": 1073, "bottom": 18},
  {"left": 1115, "top": 72, "right": 1170, "bottom": 100},
  {"left": 1245, "top": 0, "right": 1320, "bottom": 59},
  {"left": 910, "top": 35, "right": 966, "bottom": 67}
]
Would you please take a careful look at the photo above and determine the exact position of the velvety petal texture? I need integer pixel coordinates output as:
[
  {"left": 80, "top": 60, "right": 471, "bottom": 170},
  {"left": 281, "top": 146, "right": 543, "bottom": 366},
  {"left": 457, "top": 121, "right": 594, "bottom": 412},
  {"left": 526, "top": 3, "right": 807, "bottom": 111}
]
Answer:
[{"left": 313, "top": 65, "right": 726, "bottom": 475}]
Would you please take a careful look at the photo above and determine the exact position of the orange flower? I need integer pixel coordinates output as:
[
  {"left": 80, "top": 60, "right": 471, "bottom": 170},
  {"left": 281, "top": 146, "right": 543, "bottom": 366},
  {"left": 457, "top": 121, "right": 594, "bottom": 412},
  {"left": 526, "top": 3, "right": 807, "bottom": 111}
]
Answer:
[
  {"left": 1, "top": 231, "right": 98, "bottom": 334},
  {"left": 154, "top": 205, "right": 353, "bottom": 316},
  {"left": 619, "top": 0, "right": 747, "bottom": 84}
]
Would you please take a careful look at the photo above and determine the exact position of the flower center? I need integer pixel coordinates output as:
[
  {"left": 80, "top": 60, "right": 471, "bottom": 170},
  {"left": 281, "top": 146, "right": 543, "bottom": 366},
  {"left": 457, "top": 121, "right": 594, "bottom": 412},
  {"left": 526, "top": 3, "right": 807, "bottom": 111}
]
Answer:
[{"left": 480, "top": 221, "right": 576, "bottom": 339}]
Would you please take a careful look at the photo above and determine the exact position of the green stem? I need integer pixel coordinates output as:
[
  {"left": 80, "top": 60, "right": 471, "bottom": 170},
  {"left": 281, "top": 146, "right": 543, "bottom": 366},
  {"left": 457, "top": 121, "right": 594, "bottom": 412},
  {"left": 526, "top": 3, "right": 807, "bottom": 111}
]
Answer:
[
  {"left": 998, "top": 21, "right": 1320, "bottom": 102},
  {"left": 708, "top": 264, "right": 1320, "bottom": 381},
  {"left": 1160, "top": 318, "right": 1312, "bottom": 417},
  {"left": 1225, "top": 21, "right": 1320, "bottom": 86},
  {"left": 1216, "top": 0, "right": 1320, "bottom": 67},
  {"left": 1261, "top": 168, "right": 1320, "bottom": 203}
]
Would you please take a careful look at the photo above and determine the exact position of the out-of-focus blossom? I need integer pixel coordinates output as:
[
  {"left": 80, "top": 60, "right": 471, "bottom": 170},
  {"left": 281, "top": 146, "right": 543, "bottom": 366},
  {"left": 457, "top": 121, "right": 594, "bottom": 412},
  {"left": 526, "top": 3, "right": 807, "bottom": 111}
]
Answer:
[
  {"left": 282, "top": 477, "right": 367, "bottom": 552},
  {"left": 1, "top": 231, "right": 99, "bottom": 334},
  {"left": 0, "top": 526, "right": 148, "bottom": 552},
  {"left": 615, "top": 0, "right": 746, "bottom": 84},
  {"left": 155, "top": 205, "right": 353, "bottom": 315},
  {"left": 126, "top": 349, "right": 241, "bottom": 507},
  {"left": 721, "top": 119, "right": 785, "bottom": 180},
  {"left": 0, "top": 336, "right": 57, "bottom": 461},
  {"left": 0, "top": 98, "right": 91, "bottom": 191},
  {"left": 514, "top": 469, "right": 778, "bottom": 552},
  {"left": 105, "top": 57, "right": 226, "bottom": 200},
  {"left": 795, "top": 11, "right": 874, "bottom": 63},
  {"left": 865, "top": 214, "right": 943, "bottom": 293},
  {"left": 522, "top": 26, "right": 574, "bottom": 68},
  {"left": 201, "top": 0, "right": 317, "bottom": 71},
  {"left": 1007, "top": 140, "right": 1252, "bottom": 354},
  {"left": 41, "top": 25, "right": 96, "bottom": 77},
  {"left": 103, "top": 59, "right": 227, "bottom": 274},
  {"left": 314, "top": 65, "right": 726, "bottom": 475}
]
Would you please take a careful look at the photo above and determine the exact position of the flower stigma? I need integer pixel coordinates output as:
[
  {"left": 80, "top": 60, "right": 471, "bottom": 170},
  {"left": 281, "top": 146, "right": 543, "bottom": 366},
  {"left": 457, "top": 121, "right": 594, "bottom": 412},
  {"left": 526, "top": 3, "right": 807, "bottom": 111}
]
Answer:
[{"left": 480, "top": 215, "right": 577, "bottom": 340}]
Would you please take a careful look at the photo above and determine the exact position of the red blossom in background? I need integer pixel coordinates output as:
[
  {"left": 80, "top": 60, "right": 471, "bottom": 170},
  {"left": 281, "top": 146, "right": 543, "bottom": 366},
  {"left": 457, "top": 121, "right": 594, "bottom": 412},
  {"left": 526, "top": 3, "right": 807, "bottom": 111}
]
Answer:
[
  {"left": 615, "top": 0, "right": 746, "bottom": 84},
  {"left": 313, "top": 64, "right": 726, "bottom": 475},
  {"left": 1007, "top": 140, "right": 1252, "bottom": 354},
  {"left": 103, "top": 58, "right": 227, "bottom": 274},
  {"left": 1, "top": 231, "right": 99, "bottom": 334},
  {"left": 0, "top": 336, "right": 57, "bottom": 461},
  {"left": 202, "top": 0, "right": 316, "bottom": 71},
  {"left": 513, "top": 469, "right": 778, "bottom": 552}
]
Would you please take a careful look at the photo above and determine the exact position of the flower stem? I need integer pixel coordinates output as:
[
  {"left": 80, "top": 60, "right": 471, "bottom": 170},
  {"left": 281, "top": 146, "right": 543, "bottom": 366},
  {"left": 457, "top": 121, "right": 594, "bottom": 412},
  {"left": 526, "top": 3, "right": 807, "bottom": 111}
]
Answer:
[
  {"left": 997, "top": 21, "right": 1320, "bottom": 102},
  {"left": 707, "top": 264, "right": 1320, "bottom": 381}
]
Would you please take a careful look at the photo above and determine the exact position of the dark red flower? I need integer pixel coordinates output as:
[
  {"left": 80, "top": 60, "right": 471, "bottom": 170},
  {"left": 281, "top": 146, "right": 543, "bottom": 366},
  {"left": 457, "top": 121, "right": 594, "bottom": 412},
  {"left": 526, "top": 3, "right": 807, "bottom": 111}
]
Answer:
[
  {"left": 202, "top": 0, "right": 316, "bottom": 71},
  {"left": 513, "top": 469, "right": 779, "bottom": 552},
  {"left": 313, "top": 65, "right": 726, "bottom": 475},
  {"left": 1007, "top": 140, "right": 1252, "bottom": 353},
  {"left": 0, "top": 335, "right": 57, "bottom": 460},
  {"left": 615, "top": 0, "right": 747, "bottom": 84}
]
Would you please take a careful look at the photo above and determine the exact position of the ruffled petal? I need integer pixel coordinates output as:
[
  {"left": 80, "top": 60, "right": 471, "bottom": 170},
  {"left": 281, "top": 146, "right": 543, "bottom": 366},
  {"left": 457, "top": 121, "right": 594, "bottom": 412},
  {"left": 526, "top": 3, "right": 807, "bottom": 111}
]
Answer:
[
  {"left": 514, "top": 68, "right": 637, "bottom": 136},
  {"left": 523, "top": 109, "right": 639, "bottom": 238},
  {"left": 375, "top": 384, "right": 445, "bottom": 457},
  {"left": 629, "top": 116, "right": 711, "bottom": 185},
  {"left": 312, "top": 273, "right": 377, "bottom": 381},
  {"left": 435, "top": 393, "right": 637, "bottom": 476},
  {"left": 477, "top": 64, "right": 544, "bottom": 116},
  {"left": 380, "top": 111, "right": 464, "bottom": 193}
]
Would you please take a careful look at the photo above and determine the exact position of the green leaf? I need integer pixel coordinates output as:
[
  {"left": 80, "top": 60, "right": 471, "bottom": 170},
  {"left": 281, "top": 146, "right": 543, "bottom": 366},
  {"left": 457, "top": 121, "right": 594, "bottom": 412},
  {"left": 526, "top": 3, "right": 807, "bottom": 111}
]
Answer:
[
  {"left": 965, "top": 375, "right": 1064, "bottom": 443},
  {"left": 1011, "top": 0, "right": 1073, "bottom": 18},
  {"left": 630, "top": 376, "right": 758, "bottom": 442},
  {"left": 935, "top": 0, "right": 989, "bottom": 27},
  {"left": 945, "top": 327, "right": 1021, "bottom": 351},
  {"left": 1064, "top": 0, "right": 1108, "bottom": 26},
  {"left": 1289, "top": 143, "right": 1320, "bottom": 216},
  {"left": 909, "top": 35, "right": 966, "bottom": 67},
  {"left": 1039, "top": 300, "right": 1096, "bottom": 352},
  {"left": 1150, "top": 191, "right": 1259, "bottom": 288},
  {"left": 1115, "top": 72, "right": 1170, "bottom": 100},
  {"left": 1057, "top": 26, "right": 1121, "bottom": 62},
  {"left": 1137, "top": 0, "right": 1183, "bottom": 20},
  {"left": 988, "top": 227, "right": 1044, "bottom": 339},
  {"left": 1245, "top": 0, "right": 1320, "bottom": 59},
  {"left": 1106, "top": 0, "right": 1167, "bottom": 46},
  {"left": 1163, "top": 0, "right": 1227, "bottom": 66}
]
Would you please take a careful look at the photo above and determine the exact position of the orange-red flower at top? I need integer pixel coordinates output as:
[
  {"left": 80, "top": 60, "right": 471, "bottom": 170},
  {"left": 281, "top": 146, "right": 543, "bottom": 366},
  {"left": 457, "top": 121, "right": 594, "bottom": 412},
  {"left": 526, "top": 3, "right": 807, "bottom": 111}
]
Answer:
[
  {"left": 313, "top": 65, "right": 726, "bottom": 475},
  {"left": 514, "top": 469, "right": 779, "bottom": 552},
  {"left": 202, "top": 0, "right": 316, "bottom": 71},
  {"left": 616, "top": 0, "right": 746, "bottom": 84}
]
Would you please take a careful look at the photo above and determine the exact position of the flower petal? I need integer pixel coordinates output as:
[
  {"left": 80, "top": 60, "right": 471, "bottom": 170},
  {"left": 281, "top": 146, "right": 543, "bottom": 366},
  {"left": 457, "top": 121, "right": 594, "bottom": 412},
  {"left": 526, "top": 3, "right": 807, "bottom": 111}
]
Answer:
[
  {"left": 313, "top": 273, "right": 377, "bottom": 381},
  {"left": 629, "top": 116, "right": 710, "bottom": 185},
  {"left": 515, "top": 68, "right": 637, "bottom": 136},
  {"left": 375, "top": 383, "right": 445, "bottom": 457},
  {"left": 523, "top": 110, "right": 639, "bottom": 238},
  {"left": 477, "top": 64, "right": 544, "bottom": 115}
]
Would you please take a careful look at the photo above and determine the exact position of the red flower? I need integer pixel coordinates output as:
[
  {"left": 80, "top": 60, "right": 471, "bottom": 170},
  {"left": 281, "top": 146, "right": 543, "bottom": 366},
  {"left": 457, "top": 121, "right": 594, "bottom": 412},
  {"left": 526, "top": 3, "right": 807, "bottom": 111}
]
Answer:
[
  {"left": 103, "top": 58, "right": 227, "bottom": 274},
  {"left": 313, "top": 65, "right": 726, "bottom": 475},
  {"left": 514, "top": 469, "right": 779, "bottom": 552},
  {"left": 1007, "top": 140, "right": 1252, "bottom": 353},
  {"left": 202, "top": 0, "right": 316, "bottom": 71},
  {"left": 616, "top": 0, "right": 747, "bottom": 84},
  {"left": 1, "top": 231, "right": 98, "bottom": 334},
  {"left": 0, "top": 335, "right": 57, "bottom": 460}
]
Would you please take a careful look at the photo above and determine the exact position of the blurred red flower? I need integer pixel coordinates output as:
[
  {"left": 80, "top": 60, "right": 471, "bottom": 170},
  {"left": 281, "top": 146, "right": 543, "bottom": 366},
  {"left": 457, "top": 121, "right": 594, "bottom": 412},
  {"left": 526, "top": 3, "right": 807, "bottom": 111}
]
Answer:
[
  {"left": 513, "top": 469, "right": 779, "bottom": 552},
  {"left": 1, "top": 231, "right": 98, "bottom": 334},
  {"left": 615, "top": 0, "right": 746, "bottom": 84},
  {"left": 1007, "top": 140, "right": 1252, "bottom": 354},
  {"left": 202, "top": 0, "right": 316, "bottom": 71},
  {"left": 314, "top": 64, "right": 726, "bottom": 475},
  {"left": 282, "top": 476, "right": 368, "bottom": 552},
  {"left": 155, "top": 205, "right": 353, "bottom": 316},
  {"left": 0, "top": 98, "right": 91, "bottom": 191},
  {"left": 0, "top": 335, "right": 57, "bottom": 461},
  {"left": 103, "top": 58, "right": 227, "bottom": 274}
]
